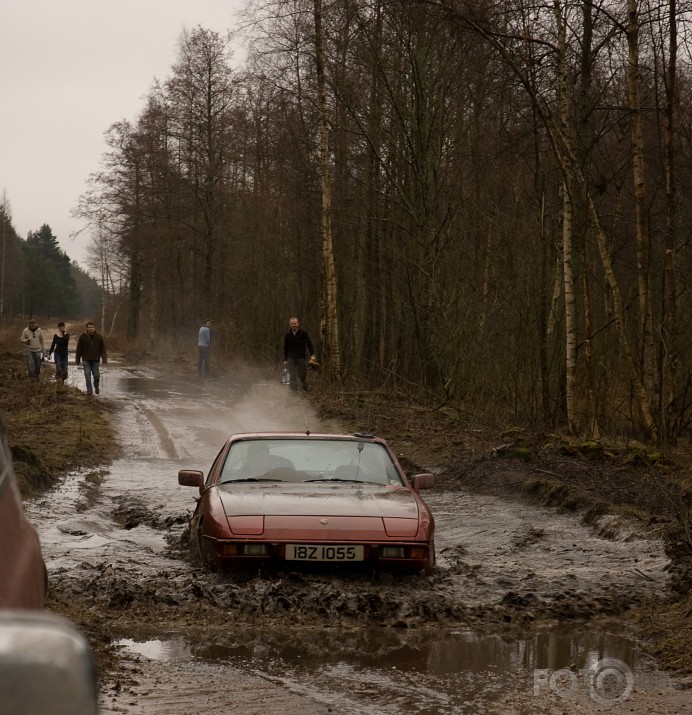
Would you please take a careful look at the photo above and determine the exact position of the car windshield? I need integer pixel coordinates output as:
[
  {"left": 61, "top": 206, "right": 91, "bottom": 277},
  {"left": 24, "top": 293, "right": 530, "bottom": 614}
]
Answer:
[{"left": 218, "top": 438, "right": 404, "bottom": 486}]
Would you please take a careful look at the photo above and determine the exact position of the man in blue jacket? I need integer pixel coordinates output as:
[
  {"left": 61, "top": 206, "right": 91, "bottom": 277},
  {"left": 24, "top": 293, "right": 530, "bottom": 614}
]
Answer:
[{"left": 197, "top": 319, "right": 212, "bottom": 378}]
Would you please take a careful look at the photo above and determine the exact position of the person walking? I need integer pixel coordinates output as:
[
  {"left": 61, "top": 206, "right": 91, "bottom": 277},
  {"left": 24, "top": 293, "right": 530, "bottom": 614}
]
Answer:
[
  {"left": 75, "top": 322, "right": 107, "bottom": 396},
  {"left": 20, "top": 319, "right": 45, "bottom": 380},
  {"left": 197, "top": 319, "right": 212, "bottom": 378},
  {"left": 283, "top": 316, "right": 316, "bottom": 392},
  {"left": 48, "top": 321, "right": 70, "bottom": 387}
]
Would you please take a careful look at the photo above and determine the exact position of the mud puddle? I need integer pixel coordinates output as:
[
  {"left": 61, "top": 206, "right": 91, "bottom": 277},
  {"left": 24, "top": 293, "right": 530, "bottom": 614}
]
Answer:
[
  {"left": 28, "top": 360, "right": 691, "bottom": 713},
  {"left": 109, "top": 624, "right": 669, "bottom": 714}
]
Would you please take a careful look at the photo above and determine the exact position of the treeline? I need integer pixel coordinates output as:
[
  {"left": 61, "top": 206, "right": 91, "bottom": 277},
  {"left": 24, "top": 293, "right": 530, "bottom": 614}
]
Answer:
[
  {"left": 0, "top": 210, "right": 102, "bottom": 319},
  {"left": 76, "top": 1, "right": 692, "bottom": 442}
]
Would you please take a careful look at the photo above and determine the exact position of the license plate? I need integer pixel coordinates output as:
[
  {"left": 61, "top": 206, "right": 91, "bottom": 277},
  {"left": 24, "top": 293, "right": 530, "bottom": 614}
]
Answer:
[{"left": 285, "top": 544, "right": 364, "bottom": 562}]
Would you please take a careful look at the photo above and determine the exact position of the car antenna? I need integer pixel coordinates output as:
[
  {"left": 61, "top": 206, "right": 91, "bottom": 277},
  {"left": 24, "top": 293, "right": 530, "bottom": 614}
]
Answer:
[
  {"left": 353, "top": 405, "right": 374, "bottom": 439},
  {"left": 304, "top": 411, "right": 310, "bottom": 436}
]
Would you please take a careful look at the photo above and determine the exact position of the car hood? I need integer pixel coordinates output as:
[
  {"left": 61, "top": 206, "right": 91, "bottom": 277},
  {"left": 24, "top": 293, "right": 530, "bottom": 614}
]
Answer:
[{"left": 215, "top": 482, "right": 420, "bottom": 519}]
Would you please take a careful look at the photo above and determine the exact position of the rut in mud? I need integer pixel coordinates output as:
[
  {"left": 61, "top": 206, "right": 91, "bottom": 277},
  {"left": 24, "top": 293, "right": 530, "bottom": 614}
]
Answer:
[{"left": 28, "top": 359, "right": 689, "bottom": 714}]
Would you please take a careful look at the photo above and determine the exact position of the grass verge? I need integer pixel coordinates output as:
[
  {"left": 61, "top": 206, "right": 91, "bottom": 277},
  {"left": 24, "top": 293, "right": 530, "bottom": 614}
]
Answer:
[{"left": 0, "top": 345, "right": 120, "bottom": 496}]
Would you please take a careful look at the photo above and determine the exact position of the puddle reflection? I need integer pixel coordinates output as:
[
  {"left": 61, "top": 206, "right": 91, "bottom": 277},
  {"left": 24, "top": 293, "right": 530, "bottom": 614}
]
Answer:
[
  {"left": 117, "top": 622, "right": 652, "bottom": 675},
  {"left": 118, "top": 638, "right": 192, "bottom": 661},
  {"left": 116, "top": 624, "right": 663, "bottom": 713}
]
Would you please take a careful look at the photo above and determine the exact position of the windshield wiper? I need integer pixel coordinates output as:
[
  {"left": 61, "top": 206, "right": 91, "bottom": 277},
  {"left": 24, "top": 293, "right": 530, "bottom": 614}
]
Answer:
[
  {"left": 305, "top": 477, "right": 366, "bottom": 483},
  {"left": 219, "top": 477, "right": 283, "bottom": 483},
  {"left": 304, "top": 477, "right": 384, "bottom": 486},
  {"left": 305, "top": 478, "right": 388, "bottom": 486}
]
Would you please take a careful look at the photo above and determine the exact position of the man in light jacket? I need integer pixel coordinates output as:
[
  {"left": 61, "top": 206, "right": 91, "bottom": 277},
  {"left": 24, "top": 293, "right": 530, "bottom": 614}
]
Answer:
[{"left": 20, "top": 319, "right": 45, "bottom": 379}]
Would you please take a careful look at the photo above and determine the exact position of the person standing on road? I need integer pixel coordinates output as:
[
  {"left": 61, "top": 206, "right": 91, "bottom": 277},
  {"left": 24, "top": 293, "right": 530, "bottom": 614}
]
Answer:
[
  {"left": 20, "top": 319, "right": 45, "bottom": 380},
  {"left": 283, "top": 316, "right": 316, "bottom": 392},
  {"left": 75, "top": 321, "right": 107, "bottom": 396},
  {"left": 197, "top": 319, "right": 212, "bottom": 378},
  {"left": 48, "top": 321, "right": 70, "bottom": 387}
]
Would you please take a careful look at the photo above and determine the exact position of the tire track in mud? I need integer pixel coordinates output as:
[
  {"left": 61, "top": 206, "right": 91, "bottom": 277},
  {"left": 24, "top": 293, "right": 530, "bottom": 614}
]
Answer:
[
  {"left": 99, "top": 659, "right": 335, "bottom": 715},
  {"left": 131, "top": 402, "right": 179, "bottom": 460}
]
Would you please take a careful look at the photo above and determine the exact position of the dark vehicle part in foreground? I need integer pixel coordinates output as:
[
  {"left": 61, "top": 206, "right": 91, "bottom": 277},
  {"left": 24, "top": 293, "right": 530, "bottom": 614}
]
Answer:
[
  {"left": 0, "top": 415, "right": 45, "bottom": 609},
  {"left": 0, "top": 417, "right": 97, "bottom": 713},
  {"left": 0, "top": 610, "right": 98, "bottom": 715},
  {"left": 179, "top": 432, "right": 436, "bottom": 573}
]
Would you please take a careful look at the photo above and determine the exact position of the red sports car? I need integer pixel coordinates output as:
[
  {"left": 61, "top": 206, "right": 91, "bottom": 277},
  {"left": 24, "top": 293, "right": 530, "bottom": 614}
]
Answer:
[{"left": 178, "top": 432, "right": 436, "bottom": 573}]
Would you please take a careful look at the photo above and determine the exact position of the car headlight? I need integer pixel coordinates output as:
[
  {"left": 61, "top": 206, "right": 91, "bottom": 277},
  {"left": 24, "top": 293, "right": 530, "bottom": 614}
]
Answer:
[
  {"left": 243, "top": 544, "right": 268, "bottom": 556},
  {"left": 217, "top": 543, "right": 268, "bottom": 556},
  {"left": 380, "top": 546, "right": 405, "bottom": 558},
  {"left": 380, "top": 546, "right": 427, "bottom": 560},
  {"left": 408, "top": 546, "right": 427, "bottom": 560}
]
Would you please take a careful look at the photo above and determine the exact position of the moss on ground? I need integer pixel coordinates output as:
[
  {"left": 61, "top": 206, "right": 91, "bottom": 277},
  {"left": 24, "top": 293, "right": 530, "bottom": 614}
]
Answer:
[
  {"left": 522, "top": 478, "right": 584, "bottom": 510},
  {"left": 634, "top": 591, "right": 692, "bottom": 674}
]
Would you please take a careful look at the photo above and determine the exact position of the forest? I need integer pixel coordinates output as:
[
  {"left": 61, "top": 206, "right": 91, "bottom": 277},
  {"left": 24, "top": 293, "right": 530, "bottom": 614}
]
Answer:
[
  {"left": 0, "top": 215, "right": 102, "bottom": 320},
  {"left": 41, "top": 1, "right": 692, "bottom": 443}
]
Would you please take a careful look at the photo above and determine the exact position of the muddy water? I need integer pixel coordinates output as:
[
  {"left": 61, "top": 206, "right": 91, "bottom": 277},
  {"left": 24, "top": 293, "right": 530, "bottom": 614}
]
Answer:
[
  {"left": 110, "top": 625, "right": 665, "bottom": 714},
  {"left": 27, "top": 360, "right": 689, "bottom": 714}
]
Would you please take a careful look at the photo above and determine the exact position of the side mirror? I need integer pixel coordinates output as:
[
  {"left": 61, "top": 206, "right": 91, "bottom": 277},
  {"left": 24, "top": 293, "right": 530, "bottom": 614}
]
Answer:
[
  {"left": 0, "top": 610, "right": 97, "bottom": 714},
  {"left": 411, "top": 473, "right": 435, "bottom": 492},
  {"left": 178, "top": 469, "right": 205, "bottom": 488}
]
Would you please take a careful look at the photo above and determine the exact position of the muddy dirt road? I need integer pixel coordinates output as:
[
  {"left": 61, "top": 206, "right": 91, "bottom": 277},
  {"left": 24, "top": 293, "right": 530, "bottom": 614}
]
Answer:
[{"left": 28, "top": 359, "right": 691, "bottom": 713}]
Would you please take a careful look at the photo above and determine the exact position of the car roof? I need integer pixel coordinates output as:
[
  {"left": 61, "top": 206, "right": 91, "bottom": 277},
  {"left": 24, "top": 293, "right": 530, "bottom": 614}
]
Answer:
[{"left": 227, "top": 432, "right": 382, "bottom": 443}]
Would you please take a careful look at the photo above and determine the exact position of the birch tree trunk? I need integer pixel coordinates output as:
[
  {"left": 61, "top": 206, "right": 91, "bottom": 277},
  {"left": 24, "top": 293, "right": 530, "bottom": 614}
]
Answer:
[
  {"left": 313, "top": 0, "right": 341, "bottom": 373},
  {"left": 555, "top": 1, "right": 578, "bottom": 433}
]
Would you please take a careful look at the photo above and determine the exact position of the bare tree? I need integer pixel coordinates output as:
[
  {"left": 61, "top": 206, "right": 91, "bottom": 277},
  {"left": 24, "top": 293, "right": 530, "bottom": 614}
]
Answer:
[
  {"left": 0, "top": 192, "right": 10, "bottom": 318},
  {"left": 313, "top": 0, "right": 341, "bottom": 372},
  {"left": 166, "top": 27, "right": 238, "bottom": 316}
]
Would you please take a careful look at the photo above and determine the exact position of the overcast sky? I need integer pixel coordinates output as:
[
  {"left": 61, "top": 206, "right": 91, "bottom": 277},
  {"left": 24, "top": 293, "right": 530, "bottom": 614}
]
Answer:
[{"left": 1, "top": 0, "right": 246, "bottom": 270}]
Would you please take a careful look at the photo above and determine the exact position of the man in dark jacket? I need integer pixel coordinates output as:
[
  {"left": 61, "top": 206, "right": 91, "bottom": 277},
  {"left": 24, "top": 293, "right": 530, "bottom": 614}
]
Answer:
[
  {"left": 283, "top": 316, "right": 316, "bottom": 391},
  {"left": 48, "top": 321, "right": 70, "bottom": 387},
  {"left": 75, "top": 322, "right": 108, "bottom": 396}
]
